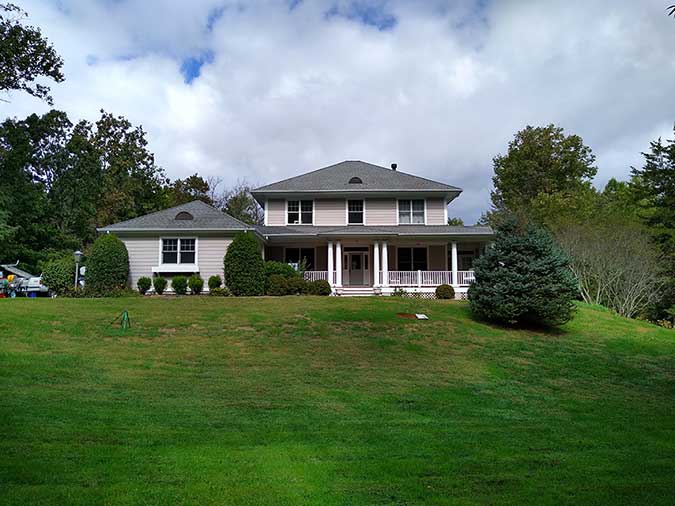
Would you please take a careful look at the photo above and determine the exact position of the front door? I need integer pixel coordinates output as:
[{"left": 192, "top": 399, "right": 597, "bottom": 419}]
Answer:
[{"left": 348, "top": 252, "right": 363, "bottom": 285}]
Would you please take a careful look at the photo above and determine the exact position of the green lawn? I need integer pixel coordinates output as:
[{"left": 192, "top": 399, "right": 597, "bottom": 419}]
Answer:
[{"left": 1, "top": 297, "right": 674, "bottom": 505}]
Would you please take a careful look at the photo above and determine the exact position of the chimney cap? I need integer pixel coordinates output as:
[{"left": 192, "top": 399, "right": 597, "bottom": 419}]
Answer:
[{"left": 391, "top": 163, "right": 397, "bottom": 171}]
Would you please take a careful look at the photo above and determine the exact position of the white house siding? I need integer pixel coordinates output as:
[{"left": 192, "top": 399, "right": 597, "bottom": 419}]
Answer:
[
  {"left": 267, "top": 199, "right": 286, "bottom": 226},
  {"left": 426, "top": 198, "right": 447, "bottom": 225},
  {"left": 198, "top": 237, "right": 231, "bottom": 283},
  {"left": 365, "top": 198, "right": 397, "bottom": 225},
  {"left": 315, "top": 199, "right": 346, "bottom": 226},
  {"left": 120, "top": 236, "right": 158, "bottom": 289}
]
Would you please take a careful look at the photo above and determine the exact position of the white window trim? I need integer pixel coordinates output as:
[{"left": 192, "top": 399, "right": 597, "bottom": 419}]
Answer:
[
  {"left": 264, "top": 199, "right": 268, "bottom": 226},
  {"left": 396, "top": 199, "right": 427, "bottom": 225},
  {"left": 443, "top": 199, "right": 448, "bottom": 224},
  {"left": 155, "top": 237, "right": 199, "bottom": 271},
  {"left": 285, "top": 199, "right": 315, "bottom": 226},
  {"left": 345, "top": 199, "right": 366, "bottom": 226}
]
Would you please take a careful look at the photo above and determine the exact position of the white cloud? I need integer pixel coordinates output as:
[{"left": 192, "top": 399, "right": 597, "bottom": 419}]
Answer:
[{"left": 4, "top": 0, "right": 675, "bottom": 223}]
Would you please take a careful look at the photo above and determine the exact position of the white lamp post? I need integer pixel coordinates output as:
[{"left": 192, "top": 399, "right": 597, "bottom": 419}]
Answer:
[{"left": 74, "top": 250, "right": 83, "bottom": 289}]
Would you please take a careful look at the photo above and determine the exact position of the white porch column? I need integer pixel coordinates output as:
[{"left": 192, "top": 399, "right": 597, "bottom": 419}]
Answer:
[
  {"left": 381, "top": 241, "right": 389, "bottom": 287},
  {"left": 327, "top": 241, "right": 334, "bottom": 287},
  {"left": 373, "top": 241, "right": 380, "bottom": 287},
  {"left": 451, "top": 241, "right": 458, "bottom": 286},
  {"left": 335, "top": 241, "right": 342, "bottom": 287}
]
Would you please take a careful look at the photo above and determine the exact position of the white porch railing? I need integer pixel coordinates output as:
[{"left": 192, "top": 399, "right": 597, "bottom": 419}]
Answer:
[
  {"left": 303, "top": 271, "right": 329, "bottom": 282},
  {"left": 386, "top": 270, "right": 475, "bottom": 287},
  {"left": 456, "top": 270, "right": 475, "bottom": 285}
]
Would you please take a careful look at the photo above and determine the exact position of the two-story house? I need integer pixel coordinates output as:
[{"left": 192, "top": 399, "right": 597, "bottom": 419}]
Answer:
[{"left": 99, "top": 161, "right": 494, "bottom": 297}]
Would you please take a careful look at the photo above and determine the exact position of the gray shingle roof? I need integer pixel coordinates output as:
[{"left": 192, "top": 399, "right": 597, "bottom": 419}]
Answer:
[
  {"left": 256, "top": 224, "right": 493, "bottom": 238},
  {"left": 252, "top": 160, "right": 461, "bottom": 194},
  {"left": 98, "top": 201, "right": 251, "bottom": 232}
]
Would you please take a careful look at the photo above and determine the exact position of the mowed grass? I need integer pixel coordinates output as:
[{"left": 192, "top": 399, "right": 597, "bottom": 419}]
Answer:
[{"left": 1, "top": 297, "right": 674, "bottom": 506}]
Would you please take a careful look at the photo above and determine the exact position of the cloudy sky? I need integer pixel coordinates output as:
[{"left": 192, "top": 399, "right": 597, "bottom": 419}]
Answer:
[{"left": 4, "top": 0, "right": 675, "bottom": 222}]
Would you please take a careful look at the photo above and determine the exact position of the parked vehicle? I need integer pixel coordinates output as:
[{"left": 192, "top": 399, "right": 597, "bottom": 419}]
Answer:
[{"left": 0, "top": 263, "right": 50, "bottom": 297}]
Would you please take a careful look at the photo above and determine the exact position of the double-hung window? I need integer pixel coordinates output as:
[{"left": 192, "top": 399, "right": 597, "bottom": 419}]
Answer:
[
  {"left": 398, "top": 199, "right": 425, "bottom": 224},
  {"left": 397, "top": 247, "right": 428, "bottom": 271},
  {"left": 162, "top": 238, "right": 196, "bottom": 264},
  {"left": 347, "top": 200, "right": 364, "bottom": 225},
  {"left": 287, "top": 200, "right": 313, "bottom": 225}
]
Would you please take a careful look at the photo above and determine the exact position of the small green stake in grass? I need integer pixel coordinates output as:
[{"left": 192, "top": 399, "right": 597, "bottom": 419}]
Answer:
[{"left": 110, "top": 310, "right": 131, "bottom": 330}]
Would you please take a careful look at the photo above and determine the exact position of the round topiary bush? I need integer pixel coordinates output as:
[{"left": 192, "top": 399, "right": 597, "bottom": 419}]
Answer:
[
  {"left": 137, "top": 276, "right": 152, "bottom": 295},
  {"left": 42, "top": 255, "right": 76, "bottom": 295},
  {"left": 468, "top": 220, "right": 577, "bottom": 327},
  {"left": 286, "top": 276, "right": 308, "bottom": 295},
  {"left": 267, "top": 274, "right": 289, "bottom": 296},
  {"left": 188, "top": 274, "right": 204, "bottom": 295},
  {"left": 224, "top": 232, "right": 265, "bottom": 296},
  {"left": 153, "top": 276, "right": 167, "bottom": 295},
  {"left": 307, "top": 279, "right": 332, "bottom": 296},
  {"left": 85, "top": 234, "right": 129, "bottom": 296},
  {"left": 208, "top": 275, "right": 222, "bottom": 291},
  {"left": 171, "top": 275, "right": 188, "bottom": 295},
  {"left": 435, "top": 284, "right": 455, "bottom": 300}
]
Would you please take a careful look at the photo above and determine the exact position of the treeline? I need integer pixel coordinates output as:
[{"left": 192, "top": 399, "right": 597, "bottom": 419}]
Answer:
[
  {"left": 0, "top": 109, "right": 262, "bottom": 273},
  {"left": 482, "top": 124, "right": 675, "bottom": 323}
]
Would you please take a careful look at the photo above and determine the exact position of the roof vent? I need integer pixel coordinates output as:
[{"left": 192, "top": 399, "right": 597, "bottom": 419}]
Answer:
[
  {"left": 391, "top": 163, "right": 397, "bottom": 171},
  {"left": 349, "top": 176, "right": 363, "bottom": 184},
  {"left": 175, "top": 211, "right": 194, "bottom": 221}
]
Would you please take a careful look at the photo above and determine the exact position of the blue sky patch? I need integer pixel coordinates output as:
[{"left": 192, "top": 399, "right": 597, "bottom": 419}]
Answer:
[
  {"left": 325, "top": 1, "right": 397, "bottom": 31},
  {"left": 180, "top": 50, "right": 214, "bottom": 84}
]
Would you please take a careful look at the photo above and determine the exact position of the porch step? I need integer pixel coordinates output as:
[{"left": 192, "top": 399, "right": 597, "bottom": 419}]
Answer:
[{"left": 336, "top": 287, "right": 379, "bottom": 297}]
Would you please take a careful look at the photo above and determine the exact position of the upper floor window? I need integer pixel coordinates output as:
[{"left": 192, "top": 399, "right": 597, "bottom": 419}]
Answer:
[
  {"left": 398, "top": 199, "right": 425, "bottom": 224},
  {"left": 347, "top": 200, "right": 364, "bottom": 225},
  {"left": 162, "top": 238, "right": 196, "bottom": 264},
  {"left": 287, "top": 200, "right": 313, "bottom": 225}
]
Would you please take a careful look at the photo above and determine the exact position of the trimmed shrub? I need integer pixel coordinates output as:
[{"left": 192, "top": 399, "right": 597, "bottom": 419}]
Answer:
[
  {"left": 86, "top": 234, "right": 129, "bottom": 296},
  {"left": 153, "top": 276, "right": 167, "bottom": 295},
  {"left": 210, "top": 286, "right": 231, "bottom": 297},
  {"left": 435, "top": 284, "right": 455, "bottom": 300},
  {"left": 171, "top": 276, "right": 188, "bottom": 295},
  {"left": 286, "top": 276, "right": 308, "bottom": 295},
  {"left": 267, "top": 274, "right": 289, "bottom": 296},
  {"left": 468, "top": 220, "right": 577, "bottom": 327},
  {"left": 223, "top": 232, "right": 265, "bottom": 296},
  {"left": 263, "top": 261, "right": 298, "bottom": 292},
  {"left": 188, "top": 274, "right": 204, "bottom": 295},
  {"left": 307, "top": 279, "right": 331, "bottom": 296},
  {"left": 137, "top": 276, "right": 152, "bottom": 295},
  {"left": 42, "top": 255, "right": 76, "bottom": 295},
  {"left": 208, "top": 275, "right": 222, "bottom": 291}
]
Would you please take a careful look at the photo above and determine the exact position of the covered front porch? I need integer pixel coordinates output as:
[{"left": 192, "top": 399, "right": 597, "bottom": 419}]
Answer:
[{"left": 263, "top": 237, "right": 489, "bottom": 297}]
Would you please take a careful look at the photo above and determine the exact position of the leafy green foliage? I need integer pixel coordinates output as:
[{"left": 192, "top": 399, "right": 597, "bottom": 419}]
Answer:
[
  {"left": 0, "top": 3, "right": 64, "bottom": 105},
  {"left": 447, "top": 217, "right": 464, "bottom": 226},
  {"left": 171, "top": 276, "right": 187, "bottom": 295},
  {"left": 221, "top": 182, "right": 263, "bottom": 225},
  {"left": 152, "top": 276, "right": 167, "bottom": 295},
  {"left": 490, "top": 124, "right": 597, "bottom": 227},
  {"left": 209, "top": 286, "right": 231, "bottom": 297},
  {"left": 286, "top": 276, "right": 307, "bottom": 295},
  {"left": 188, "top": 274, "right": 203, "bottom": 295},
  {"left": 85, "top": 234, "right": 129, "bottom": 296},
  {"left": 207, "top": 275, "right": 222, "bottom": 291},
  {"left": 307, "top": 279, "right": 332, "bottom": 296},
  {"left": 435, "top": 284, "right": 455, "bottom": 299},
  {"left": 469, "top": 220, "right": 577, "bottom": 327},
  {"left": 137, "top": 276, "right": 151, "bottom": 295},
  {"left": 165, "top": 174, "right": 213, "bottom": 207},
  {"left": 266, "top": 274, "right": 289, "bottom": 296},
  {"left": 41, "top": 255, "right": 75, "bottom": 295},
  {"left": 264, "top": 261, "right": 299, "bottom": 292},
  {"left": 223, "top": 232, "right": 264, "bottom": 296}
]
